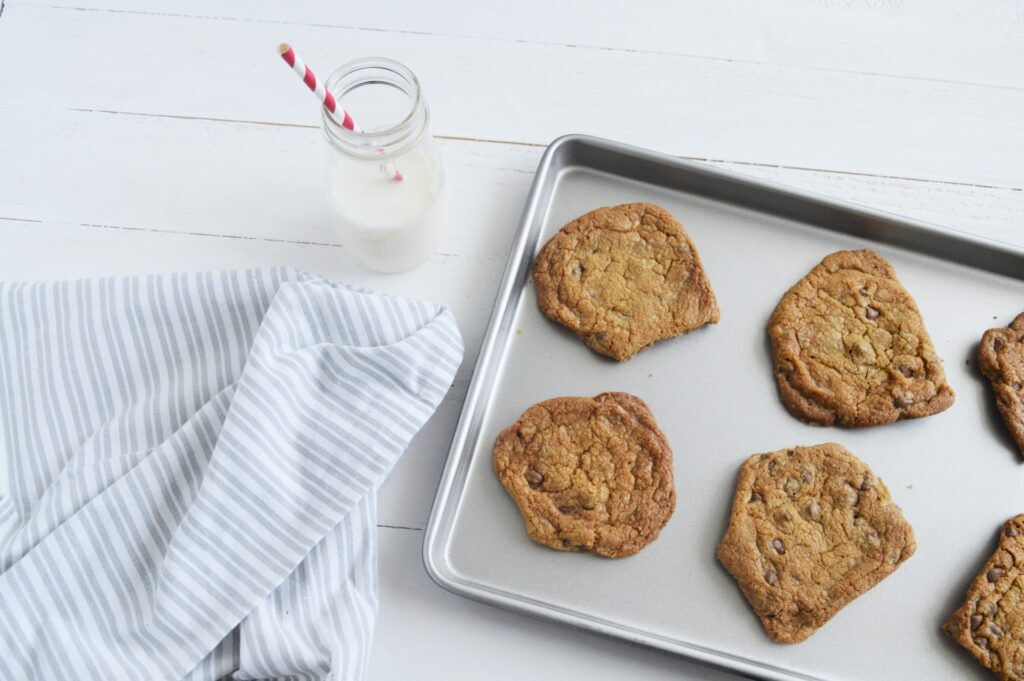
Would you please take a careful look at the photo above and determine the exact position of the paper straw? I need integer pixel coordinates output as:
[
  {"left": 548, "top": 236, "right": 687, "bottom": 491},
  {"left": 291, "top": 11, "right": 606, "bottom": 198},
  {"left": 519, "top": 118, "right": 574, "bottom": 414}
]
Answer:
[{"left": 278, "top": 43, "right": 403, "bottom": 182}]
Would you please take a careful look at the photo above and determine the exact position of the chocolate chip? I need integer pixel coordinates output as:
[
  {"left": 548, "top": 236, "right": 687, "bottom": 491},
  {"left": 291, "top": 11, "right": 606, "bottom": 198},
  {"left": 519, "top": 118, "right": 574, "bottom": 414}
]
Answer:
[
  {"left": 990, "top": 624, "right": 1003, "bottom": 637},
  {"left": 1008, "top": 525, "right": 1020, "bottom": 537},
  {"left": 860, "top": 476, "right": 874, "bottom": 491},
  {"left": 866, "top": 306, "right": 880, "bottom": 319},
  {"left": 895, "top": 393, "right": 914, "bottom": 408},
  {"left": 801, "top": 469, "right": 814, "bottom": 485},
  {"left": 525, "top": 470, "right": 543, "bottom": 489},
  {"left": 974, "top": 637, "right": 989, "bottom": 650},
  {"left": 899, "top": 365, "right": 913, "bottom": 378},
  {"left": 768, "top": 460, "right": 778, "bottom": 475},
  {"left": 594, "top": 332, "right": 606, "bottom": 342},
  {"left": 860, "top": 286, "right": 869, "bottom": 296},
  {"left": 988, "top": 567, "right": 1005, "bottom": 582},
  {"left": 772, "top": 538, "right": 785, "bottom": 554},
  {"left": 994, "top": 338, "right": 1004, "bottom": 351},
  {"left": 1015, "top": 382, "right": 1023, "bottom": 392},
  {"left": 558, "top": 505, "right": 580, "bottom": 515},
  {"left": 764, "top": 565, "right": 778, "bottom": 585},
  {"left": 806, "top": 500, "right": 822, "bottom": 521},
  {"left": 970, "top": 614, "right": 984, "bottom": 630},
  {"left": 783, "top": 477, "right": 800, "bottom": 495},
  {"left": 749, "top": 491, "right": 764, "bottom": 503}
]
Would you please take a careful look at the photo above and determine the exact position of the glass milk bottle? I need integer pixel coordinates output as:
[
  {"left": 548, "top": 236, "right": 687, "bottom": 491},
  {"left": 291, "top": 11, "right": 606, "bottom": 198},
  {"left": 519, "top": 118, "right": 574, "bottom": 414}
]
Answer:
[{"left": 323, "top": 58, "right": 445, "bottom": 273}]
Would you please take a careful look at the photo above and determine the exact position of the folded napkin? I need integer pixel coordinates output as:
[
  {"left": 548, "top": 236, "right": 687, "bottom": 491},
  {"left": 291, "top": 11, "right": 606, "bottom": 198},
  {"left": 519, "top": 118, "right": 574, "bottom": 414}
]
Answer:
[{"left": 0, "top": 268, "right": 463, "bottom": 681}]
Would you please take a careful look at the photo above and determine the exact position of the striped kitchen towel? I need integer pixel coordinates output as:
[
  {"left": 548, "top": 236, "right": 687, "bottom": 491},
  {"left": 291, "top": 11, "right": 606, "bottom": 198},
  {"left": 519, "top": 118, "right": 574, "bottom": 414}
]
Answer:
[{"left": 0, "top": 267, "right": 463, "bottom": 681}]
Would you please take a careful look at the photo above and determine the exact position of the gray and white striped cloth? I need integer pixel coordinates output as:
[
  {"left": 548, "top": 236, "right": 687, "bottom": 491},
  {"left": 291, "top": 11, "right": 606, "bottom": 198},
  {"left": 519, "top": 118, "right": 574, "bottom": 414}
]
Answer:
[{"left": 0, "top": 267, "right": 463, "bottom": 681}]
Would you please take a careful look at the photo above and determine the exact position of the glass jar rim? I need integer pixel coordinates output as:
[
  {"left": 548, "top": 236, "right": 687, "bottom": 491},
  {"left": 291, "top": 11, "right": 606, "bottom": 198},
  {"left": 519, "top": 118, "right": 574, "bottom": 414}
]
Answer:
[{"left": 322, "top": 57, "right": 428, "bottom": 158}]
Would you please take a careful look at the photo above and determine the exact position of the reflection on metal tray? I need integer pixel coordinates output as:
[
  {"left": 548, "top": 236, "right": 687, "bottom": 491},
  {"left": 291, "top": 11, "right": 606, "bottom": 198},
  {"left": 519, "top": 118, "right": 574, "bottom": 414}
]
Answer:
[{"left": 424, "top": 134, "right": 1024, "bottom": 681}]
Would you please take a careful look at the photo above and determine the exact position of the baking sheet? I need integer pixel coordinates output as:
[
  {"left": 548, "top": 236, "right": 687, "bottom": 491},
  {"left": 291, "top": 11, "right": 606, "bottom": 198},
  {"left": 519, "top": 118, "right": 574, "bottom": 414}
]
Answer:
[{"left": 424, "top": 135, "right": 1024, "bottom": 680}]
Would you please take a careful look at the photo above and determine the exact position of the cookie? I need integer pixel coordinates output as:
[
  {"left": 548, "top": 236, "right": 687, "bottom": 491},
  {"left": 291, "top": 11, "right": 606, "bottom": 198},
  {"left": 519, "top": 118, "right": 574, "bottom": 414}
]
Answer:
[
  {"left": 768, "top": 249, "right": 955, "bottom": 427},
  {"left": 943, "top": 515, "right": 1024, "bottom": 680},
  {"left": 492, "top": 392, "right": 675, "bottom": 558},
  {"left": 716, "top": 443, "right": 915, "bottom": 643},
  {"left": 979, "top": 314, "right": 1024, "bottom": 457},
  {"left": 534, "top": 203, "right": 719, "bottom": 361}
]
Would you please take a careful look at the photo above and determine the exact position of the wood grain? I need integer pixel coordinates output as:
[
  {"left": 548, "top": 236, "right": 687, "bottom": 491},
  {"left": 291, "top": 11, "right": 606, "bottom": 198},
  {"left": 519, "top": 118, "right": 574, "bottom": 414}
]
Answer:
[
  {"left": 0, "top": 4, "right": 1021, "bottom": 187},
  {"left": 1, "top": 111, "right": 1021, "bottom": 530},
  {"left": 0, "top": 2, "right": 1020, "bottom": 679},
  {"left": 11, "top": 0, "right": 1024, "bottom": 88},
  {"left": 2, "top": 108, "right": 1019, "bottom": 250}
]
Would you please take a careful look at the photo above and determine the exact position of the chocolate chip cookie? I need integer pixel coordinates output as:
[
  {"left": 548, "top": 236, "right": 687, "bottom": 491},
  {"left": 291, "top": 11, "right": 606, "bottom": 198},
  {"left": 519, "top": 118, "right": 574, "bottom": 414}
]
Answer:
[
  {"left": 769, "top": 249, "right": 955, "bottom": 427},
  {"left": 534, "top": 203, "right": 719, "bottom": 361},
  {"left": 492, "top": 392, "right": 675, "bottom": 558},
  {"left": 979, "top": 314, "right": 1024, "bottom": 457},
  {"left": 716, "top": 443, "right": 915, "bottom": 643},
  {"left": 944, "top": 515, "right": 1024, "bottom": 680}
]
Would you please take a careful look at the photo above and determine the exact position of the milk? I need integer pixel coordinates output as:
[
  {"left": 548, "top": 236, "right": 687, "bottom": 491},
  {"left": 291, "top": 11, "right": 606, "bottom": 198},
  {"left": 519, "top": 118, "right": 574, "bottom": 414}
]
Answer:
[
  {"left": 321, "top": 57, "right": 444, "bottom": 272},
  {"left": 327, "top": 144, "right": 446, "bottom": 273}
]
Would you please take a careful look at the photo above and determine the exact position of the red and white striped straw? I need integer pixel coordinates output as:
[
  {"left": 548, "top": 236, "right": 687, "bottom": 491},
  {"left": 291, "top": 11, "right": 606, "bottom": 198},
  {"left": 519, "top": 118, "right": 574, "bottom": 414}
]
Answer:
[{"left": 278, "top": 43, "right": 402, "bottom": 182}]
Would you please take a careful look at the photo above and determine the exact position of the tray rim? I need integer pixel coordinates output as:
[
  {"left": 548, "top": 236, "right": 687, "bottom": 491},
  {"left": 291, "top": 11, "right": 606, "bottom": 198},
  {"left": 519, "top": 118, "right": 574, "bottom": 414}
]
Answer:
[{"left": 422, "top": 133, "right": 1024, "bottom": 681}]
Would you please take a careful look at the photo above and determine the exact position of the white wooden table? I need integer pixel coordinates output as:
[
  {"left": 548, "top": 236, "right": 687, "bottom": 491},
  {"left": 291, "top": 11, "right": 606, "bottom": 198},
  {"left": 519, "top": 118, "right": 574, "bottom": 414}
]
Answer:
[{"left": 1, "top": 2, "right": 1021, "bottom": 678}]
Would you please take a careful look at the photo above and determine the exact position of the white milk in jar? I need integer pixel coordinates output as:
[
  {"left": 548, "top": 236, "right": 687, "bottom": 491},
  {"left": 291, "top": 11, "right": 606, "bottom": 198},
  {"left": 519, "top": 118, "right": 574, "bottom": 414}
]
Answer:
[{"left": 323, "top": 58, "right": 445, "bottom": 273}]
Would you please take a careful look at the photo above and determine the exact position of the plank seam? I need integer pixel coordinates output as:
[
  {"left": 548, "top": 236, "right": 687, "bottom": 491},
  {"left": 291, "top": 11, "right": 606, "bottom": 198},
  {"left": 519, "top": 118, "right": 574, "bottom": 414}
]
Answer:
[
  {"left": 0, "top": 216, "right": 494, "bottom": 259},
  {"left": 21, "top": 2, "right": 1024, "bottom": 93},
  {"left": 377, "top": 524, "right": 424, "bottom": 532},
  {"left": 66, "top": 107, "right": 1024, "bottom": 192}
]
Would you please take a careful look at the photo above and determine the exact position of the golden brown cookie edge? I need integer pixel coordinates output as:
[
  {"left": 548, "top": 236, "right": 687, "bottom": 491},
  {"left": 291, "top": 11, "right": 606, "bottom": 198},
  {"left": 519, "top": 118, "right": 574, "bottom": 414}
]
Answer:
[
  {"left": 717, "top": 442, "right": 916, "bottom": 644},
  {"left": 767, "top": 249, "right": 955, "bottom": 428},
  {"left": 978, "top": 314, "right": 1024, "bottom": 458},
  {"left": 533, "top": 202, "right": 719, "bottom": 361},
  {"left": 492, "top": 391, "right": 676, "bottom": 558},
  {"left": 943, "top": 514, "right": 1024, "bottom": 681}
]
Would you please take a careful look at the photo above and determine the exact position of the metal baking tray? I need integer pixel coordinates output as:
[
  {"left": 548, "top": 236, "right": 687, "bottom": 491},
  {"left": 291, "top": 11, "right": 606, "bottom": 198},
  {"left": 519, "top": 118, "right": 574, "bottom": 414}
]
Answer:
[{"left": 423, "top": 134, "right": 1024, "bottom": 680}]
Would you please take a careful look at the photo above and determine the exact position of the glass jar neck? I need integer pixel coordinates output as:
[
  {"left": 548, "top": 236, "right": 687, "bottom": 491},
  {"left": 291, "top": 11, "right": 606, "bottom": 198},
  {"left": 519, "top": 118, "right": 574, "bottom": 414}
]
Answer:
[{"left": 322, "top": 58, "right": 429, "bottom": 161}]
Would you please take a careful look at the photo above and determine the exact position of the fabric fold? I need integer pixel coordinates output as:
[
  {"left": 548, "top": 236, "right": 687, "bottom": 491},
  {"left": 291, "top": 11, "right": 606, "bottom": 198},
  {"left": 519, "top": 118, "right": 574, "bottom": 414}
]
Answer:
[{"left": 0, "top": 268, "right": 463, "bottom": 681}]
